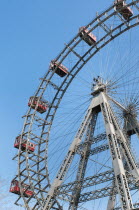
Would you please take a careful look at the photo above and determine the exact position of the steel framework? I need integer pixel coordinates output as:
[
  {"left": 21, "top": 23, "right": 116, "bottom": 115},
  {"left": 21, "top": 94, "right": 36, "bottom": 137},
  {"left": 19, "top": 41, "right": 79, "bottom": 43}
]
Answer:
[
  {"left": 11, "top": 0, "right": 139, "bottom": 209},
  {"left": 43, "top": 78, "right": 139, "bottom": 210}
]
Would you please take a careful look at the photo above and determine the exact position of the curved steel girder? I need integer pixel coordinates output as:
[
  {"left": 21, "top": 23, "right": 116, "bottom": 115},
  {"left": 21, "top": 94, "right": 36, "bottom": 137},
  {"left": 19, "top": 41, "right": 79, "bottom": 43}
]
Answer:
[{"left": 13, "top": 0, "right": 139, "bottom": 208}]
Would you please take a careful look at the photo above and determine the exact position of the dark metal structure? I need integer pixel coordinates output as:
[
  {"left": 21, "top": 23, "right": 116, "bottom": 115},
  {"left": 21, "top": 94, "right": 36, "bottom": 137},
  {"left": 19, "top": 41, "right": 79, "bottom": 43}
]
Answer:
[{"left": 11, "top": 1, "right": 139, "bottom": 209}]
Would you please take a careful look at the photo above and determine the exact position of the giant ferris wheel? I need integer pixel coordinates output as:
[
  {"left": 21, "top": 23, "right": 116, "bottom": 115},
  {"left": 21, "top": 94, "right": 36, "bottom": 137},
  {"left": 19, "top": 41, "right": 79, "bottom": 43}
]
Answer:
[{"left": 9, "top": 1, "right": 139, "bottom": 209}]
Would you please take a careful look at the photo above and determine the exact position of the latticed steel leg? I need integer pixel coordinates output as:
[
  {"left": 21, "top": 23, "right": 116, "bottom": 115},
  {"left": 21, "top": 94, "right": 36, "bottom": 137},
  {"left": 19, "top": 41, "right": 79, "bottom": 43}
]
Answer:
[
  {"left": 100, "top": 93, "right": 136, "bottom": 210},
  {"left": 124, "top": 116, "right": 139, "bottom": 139},
  {"left": 123, "top": 117, "right": 139, "bottom": 171},
  {"left": 108, "top": 104, "right": 139, "bottom": 182},
  {"left": 107, "top": 180, "right": 116, "bottom": 210},
  {"left": 69, "top": 110, "right": 98, "bottom": 210},
  {"left": 43, "top": 108, "right": 93, "bottom": 209}
]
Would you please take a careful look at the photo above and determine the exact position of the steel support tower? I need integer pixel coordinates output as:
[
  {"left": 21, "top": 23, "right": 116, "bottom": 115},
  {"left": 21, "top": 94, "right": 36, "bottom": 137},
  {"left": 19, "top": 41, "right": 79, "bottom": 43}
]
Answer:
[{"left": 43, "top": 77, "right": 139, "bottom": 210}]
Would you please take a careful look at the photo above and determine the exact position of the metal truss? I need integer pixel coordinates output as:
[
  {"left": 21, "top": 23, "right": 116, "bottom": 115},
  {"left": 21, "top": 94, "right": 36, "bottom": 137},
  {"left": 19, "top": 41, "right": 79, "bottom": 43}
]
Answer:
[
  {"left": 57, "top": 170, "right": 114, "bottom": 194},
  {"left": 57, "top": 181, "right": 139, "bottom": 204},
  {"left": 69, "top": 111, "right": 98, "bottom": 209},
  {"left": 11, "top": 0, "right": 139, "bottom": 209},
  {"left": 43, "top": 89, "right": 139, "bottom": 209},
  {"left": 76, "top": 143, "right": 109, "bottom": 156},
  {"left": 76, "top": 132, "right": 106, "bottom": 150}
]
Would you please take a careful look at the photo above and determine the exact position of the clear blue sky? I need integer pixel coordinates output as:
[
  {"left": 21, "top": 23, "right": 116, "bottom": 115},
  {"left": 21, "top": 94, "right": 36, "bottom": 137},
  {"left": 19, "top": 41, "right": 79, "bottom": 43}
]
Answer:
[{"left": 0, "top": 0, "right": 136, "bottom": 209}]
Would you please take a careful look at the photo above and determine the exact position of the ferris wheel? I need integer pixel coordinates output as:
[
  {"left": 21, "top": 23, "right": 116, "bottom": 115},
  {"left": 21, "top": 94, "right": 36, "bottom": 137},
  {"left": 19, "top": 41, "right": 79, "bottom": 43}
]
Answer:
[{"left": 9, "top": 0, "right": 139, "bottom": 209}]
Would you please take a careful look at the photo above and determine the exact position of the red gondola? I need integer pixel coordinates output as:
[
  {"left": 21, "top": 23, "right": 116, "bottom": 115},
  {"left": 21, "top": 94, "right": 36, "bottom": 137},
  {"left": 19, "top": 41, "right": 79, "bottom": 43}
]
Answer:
[
  {"left": 114, "top": 0, "right": 133, "bottom": 20},
  {"left": 50, "top": 60, "right": 68, "bottom": 77},
  {"left": 14, "top": 136, "right": 36, "bottom": 152},
  {"left": 10, "top": 180, "right": 33, "bottom": 197},
  {"left": 28, "top": 96, "right": 48, "bottom": 114},
  {"left": 79, "top": 26, "right": 97, "bottom": 46}
]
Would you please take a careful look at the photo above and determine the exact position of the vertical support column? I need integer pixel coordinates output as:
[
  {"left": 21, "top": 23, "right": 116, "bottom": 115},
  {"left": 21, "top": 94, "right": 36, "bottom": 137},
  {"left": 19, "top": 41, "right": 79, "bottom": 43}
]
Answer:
[
  {"left": 69, "top": 110, "right": 98, "bottom": 210},
  {"left": 100, "top": 93, "right": 133, "bottom": 210},
  {"left": 43, "top": 108, "right": 93, "bottom": 210},
  {"left": 107, "top": 194, "right": 116, "bottom": 210},
  {"left": 108, "top": 102, "right": 139, "bottom": 181},
  {"left": 107, "top": 180, "right": 116, "bottom": 210}
]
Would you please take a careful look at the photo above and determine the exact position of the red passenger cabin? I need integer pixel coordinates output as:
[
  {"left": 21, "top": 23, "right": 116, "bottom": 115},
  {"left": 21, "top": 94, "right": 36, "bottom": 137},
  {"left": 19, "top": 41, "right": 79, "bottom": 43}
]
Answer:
[
  {"left": 50, "top": 60, "right": 68, "bottom": 77},
  {"left": 79, "top": 27, "right": 97, "bottom": 46},
  {"left": 28, "top": 96, "right": 48, "bottom": 114},
  {"left": 14, "top": 136, "right": 36, "bottom": 152},
  {"left": 114, "top": 0, "right": 133, "bottom": 20},
  {"left": 10, "top": 180, "right": 33, "bottom": 197}
]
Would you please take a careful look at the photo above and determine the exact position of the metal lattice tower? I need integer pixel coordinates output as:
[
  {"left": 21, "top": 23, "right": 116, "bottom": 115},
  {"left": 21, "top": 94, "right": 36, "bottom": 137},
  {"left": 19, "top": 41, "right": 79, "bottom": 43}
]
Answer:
[
  {"left": 43, "top": 77, "right": 139, "bottom": 210},
  {"left": 10, "top": 0, "right": 139, "bottom": 209}
]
